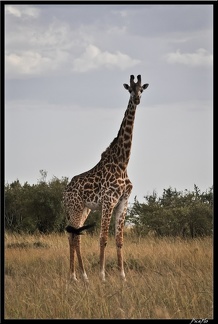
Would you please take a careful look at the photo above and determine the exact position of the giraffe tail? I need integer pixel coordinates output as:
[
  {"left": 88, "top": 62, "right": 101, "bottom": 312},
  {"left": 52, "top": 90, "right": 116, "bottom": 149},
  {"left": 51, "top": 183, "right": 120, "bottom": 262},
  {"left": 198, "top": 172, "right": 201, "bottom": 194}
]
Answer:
[{"left": 65, "top": 222, "right": 96, "bottom": 235}]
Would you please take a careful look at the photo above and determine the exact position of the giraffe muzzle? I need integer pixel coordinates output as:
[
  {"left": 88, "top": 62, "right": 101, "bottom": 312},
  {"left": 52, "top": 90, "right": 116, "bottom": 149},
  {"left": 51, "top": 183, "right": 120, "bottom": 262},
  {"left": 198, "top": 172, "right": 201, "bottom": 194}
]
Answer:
[{"left": 134, "top": 97, "right": 140, "bottom": 105}]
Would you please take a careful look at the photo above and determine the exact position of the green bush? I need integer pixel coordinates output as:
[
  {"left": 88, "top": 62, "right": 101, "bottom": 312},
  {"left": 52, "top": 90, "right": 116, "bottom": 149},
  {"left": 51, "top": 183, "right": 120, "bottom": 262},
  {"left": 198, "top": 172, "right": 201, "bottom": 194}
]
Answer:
[{"left": 4, "top": 172, "right": 213, "bottom": 238}]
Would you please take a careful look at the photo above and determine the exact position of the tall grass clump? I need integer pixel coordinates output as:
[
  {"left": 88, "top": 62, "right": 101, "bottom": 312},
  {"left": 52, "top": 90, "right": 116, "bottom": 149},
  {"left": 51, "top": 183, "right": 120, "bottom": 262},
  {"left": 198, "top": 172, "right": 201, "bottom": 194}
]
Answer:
[{"left": 5, "top": 232, "right": 213, "bottom": 319}]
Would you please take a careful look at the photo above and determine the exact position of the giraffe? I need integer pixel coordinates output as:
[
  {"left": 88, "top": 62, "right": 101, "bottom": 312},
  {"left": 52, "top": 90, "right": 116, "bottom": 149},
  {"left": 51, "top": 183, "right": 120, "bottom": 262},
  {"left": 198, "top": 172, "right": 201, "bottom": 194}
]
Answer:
[{"left": 63, "top": 75, "right": 149, "bottom": 281}]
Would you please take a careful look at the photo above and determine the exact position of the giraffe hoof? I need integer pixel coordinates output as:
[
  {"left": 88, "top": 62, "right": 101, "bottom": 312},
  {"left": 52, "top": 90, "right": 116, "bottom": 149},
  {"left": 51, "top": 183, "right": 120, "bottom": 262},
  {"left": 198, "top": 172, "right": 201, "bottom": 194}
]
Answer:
[
  {"left": 82, "top": 273, "right": 89, "bottom": 282},
  {"left": 120, "top": 272, "right": 126, "bottom": 281},
  {"left": 100, "top": 272, "right": 106, "bottom": 282},
  {"left": 69, "top": 274, "right": 79, "bottom": 282}
]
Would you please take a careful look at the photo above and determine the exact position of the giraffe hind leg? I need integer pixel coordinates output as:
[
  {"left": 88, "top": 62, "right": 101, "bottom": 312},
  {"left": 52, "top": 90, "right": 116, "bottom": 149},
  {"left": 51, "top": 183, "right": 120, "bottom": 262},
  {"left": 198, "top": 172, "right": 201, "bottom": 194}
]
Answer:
[
  {"left": 68, "top": 231, "right": 88, "bottom": 282},
  {"left": 68, "top": 233, "right": 77, "bottom": 281},
  {"left": 66, "top": 208, "right": 93, "bottom": 281}
]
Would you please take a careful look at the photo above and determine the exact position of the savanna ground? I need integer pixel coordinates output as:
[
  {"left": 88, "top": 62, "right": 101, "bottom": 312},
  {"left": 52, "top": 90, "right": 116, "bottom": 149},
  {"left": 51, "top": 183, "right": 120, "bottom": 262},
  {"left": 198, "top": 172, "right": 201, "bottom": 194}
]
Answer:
[{"left": 5, "top": 231, "right": 213, "bottom": 319}]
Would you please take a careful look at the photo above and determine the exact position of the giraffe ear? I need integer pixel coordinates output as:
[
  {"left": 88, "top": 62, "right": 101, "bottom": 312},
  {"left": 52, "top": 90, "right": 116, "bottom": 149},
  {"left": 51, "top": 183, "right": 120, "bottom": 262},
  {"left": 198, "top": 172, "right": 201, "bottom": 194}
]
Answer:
[
  {"left": 142, "top": 83, "right": 149, "bottom": 90},
  {"left": 123, "top": 84, "right": 130, "bottom": 90}
]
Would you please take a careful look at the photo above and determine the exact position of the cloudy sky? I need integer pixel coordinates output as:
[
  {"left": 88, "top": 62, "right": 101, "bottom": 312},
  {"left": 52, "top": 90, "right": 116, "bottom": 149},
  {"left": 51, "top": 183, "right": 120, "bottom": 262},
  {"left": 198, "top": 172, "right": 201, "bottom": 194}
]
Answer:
[{"left": 5, "top": 3, "right": 213, "bottom": 203}]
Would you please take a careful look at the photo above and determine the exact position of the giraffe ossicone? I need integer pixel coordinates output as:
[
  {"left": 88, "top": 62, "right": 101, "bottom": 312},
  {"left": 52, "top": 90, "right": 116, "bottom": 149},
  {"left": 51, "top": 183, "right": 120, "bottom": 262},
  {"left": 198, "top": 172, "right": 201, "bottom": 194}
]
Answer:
[{"left": 63, "top": 74, "right": 149, "bottom": 281}]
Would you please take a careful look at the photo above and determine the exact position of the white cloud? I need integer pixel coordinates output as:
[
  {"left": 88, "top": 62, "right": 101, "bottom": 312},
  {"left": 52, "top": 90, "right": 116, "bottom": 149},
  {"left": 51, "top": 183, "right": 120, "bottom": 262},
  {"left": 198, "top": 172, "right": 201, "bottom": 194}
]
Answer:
[
  {"left": 165, "top": 48, "right": 213, "bottom": 67},
  {"left": 5, "top": 5, "right": 40, "bottom": 18},
  {"left": 5, "top": 5, "right": 21, "bottom": 17},
  {"left": 5, "top": 51, "right": 52, "bottom": 77},
  {"left": 6, "top": 12, "right": 136, "bottom": 78},
  {"left": 72, "top": 44, "right": 140, "bottom": 72},
  {"left": 5, "top": 43, "right": 140, "bottom": 78},
  {"left": 30, "top": 20, "right": 73, "bottom": 49}
]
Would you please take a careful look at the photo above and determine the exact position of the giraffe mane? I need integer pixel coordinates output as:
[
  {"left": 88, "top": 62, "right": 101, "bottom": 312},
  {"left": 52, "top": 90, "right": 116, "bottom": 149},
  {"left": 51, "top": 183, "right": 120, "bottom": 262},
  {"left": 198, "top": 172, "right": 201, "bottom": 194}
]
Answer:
[{"left": 101, "top": 136, "right": 118, "bottom": 158}]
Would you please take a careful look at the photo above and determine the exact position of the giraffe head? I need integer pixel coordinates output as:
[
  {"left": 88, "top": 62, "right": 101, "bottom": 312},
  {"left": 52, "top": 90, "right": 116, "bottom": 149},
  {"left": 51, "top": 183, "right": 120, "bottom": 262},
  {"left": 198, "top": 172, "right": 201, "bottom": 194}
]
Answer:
[{"left": 123, "top": 75, "right": 149, "bottom": 105}]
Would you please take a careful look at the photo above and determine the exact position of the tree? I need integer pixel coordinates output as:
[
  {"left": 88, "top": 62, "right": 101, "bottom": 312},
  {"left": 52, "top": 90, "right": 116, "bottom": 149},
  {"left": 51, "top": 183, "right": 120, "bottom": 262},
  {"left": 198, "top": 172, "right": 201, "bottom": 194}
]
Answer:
[
  {"left": 5, "top": 176, "right": 213, "bottom": 237},
  {"left": 127, "top": 186, "right": 213, "bottom": 238},
  {"left": 5, "top": 174, "right": 68, "bottom": 233}
]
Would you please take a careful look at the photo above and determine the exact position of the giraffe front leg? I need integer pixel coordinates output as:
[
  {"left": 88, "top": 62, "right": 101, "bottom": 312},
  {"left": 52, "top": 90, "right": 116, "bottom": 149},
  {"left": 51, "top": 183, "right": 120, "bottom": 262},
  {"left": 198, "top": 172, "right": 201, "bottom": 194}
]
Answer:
[
  {"left": 116, "top": 224, "right": 126, "bottom": 281},
  {"left": 100, "top": 225, "right": 110, "bottom": 281},
  {"left": 99, "top": 236, "right": 107, "bottom": 282},
  {"left": 117, "top": 247, "right": 125, "bottom": 280},
  {"left": 99, "top": 206, "right": 114, "bottom": 281},
  {"left": 114, "top": 193, "right": 131, "bottom": 281},
  {"left": 68, "top": 234, "right": 78, "bottom": 281}
]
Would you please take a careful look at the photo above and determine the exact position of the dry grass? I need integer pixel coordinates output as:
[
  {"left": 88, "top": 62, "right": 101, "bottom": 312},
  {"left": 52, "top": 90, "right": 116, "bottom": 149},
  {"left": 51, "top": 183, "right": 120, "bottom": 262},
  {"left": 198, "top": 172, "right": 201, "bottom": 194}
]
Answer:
[{"left": 5, "top": 232, "right": 213, "bottom": 319}]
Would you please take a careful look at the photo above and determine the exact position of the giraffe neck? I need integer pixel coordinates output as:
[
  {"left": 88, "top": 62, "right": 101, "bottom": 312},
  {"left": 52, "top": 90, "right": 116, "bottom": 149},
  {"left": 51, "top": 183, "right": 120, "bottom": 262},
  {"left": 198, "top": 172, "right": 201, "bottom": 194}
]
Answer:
[{"left": 101, "top": 98, "right": 136, "bottom": 169}]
